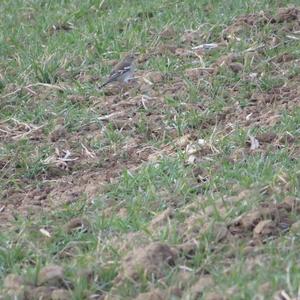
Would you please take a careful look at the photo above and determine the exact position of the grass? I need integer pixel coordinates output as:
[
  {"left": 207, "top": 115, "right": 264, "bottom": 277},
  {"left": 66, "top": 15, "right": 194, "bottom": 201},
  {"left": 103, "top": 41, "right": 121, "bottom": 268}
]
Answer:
[{"left": 1, "top": 0, "right": 300, "bottom": 299}]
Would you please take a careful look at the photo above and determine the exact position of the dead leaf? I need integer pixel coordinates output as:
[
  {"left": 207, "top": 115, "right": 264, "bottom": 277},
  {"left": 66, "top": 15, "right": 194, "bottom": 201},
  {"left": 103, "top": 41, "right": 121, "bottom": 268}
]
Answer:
[{"left": 40, "top": 228, "right": 51, "bottom": 238}]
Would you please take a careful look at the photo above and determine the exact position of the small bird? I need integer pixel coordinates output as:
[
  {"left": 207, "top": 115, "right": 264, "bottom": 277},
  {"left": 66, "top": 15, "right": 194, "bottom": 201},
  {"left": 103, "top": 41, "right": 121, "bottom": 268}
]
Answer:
[{"left": 98, "top": 53, "right": 136, "bottom": 89}]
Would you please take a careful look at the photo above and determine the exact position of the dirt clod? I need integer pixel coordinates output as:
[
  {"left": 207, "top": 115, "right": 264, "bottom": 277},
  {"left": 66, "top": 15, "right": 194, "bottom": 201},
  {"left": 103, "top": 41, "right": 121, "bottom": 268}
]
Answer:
[
  {"left": 159, "top": 26, "right": 176, "bottom": 39},
  {"left": 209, "top": 222, "right": 230, "bottom": 242},
  {"left": 185, "top": 67, "right": 214, "bottom": 80},
  {"left": 116, "top": 242, "right": 178, "bottom": 282},
  {"left": 256, "top": 132, "right": 277, "bottom": 143},
  {"left": 189, "top": 276, "right": 214, "bottom": 299},
  {"left": 205, "top": 292, "right": 226, "bottom": 300},
  {"left": 181, "top": 29, "right": 203, "bottom": 44},
  {"left": 145, "top": 71, "right": 164, "bottom": 83},
  {"left": 148, "top": 207, "right": 174, "bottom": 230},
  {"left": 51, "top": 289, "right": 71, "bottom": 300},
  {"left": 253, "top": 219, "right": 277, "bottom": 239},
  {"left": 134, "top": 289, "right": 165, "bottom": 300},
  {"left": 276, "top": 7, "right": 300, "bottom": 23},
  {"left": 228, "top": 62, "right": 243, "bottom": 73},
  {"left": 177, "top": 240, "right": 198, "bottom": 257},
  {"left": 50, "top": 125, "right": 67, "bottom": 142},
  {"left": 37, "top": 265, "right": 64, "bottom": 287},
  {"left": 27, "top": 286, "right": 55, "bottom": 300},
  {"left": 258, "top": 282, "right": 272, "bottom": 295},
  {"left": 3, "top": 274, "right": 26, "bottom": 299},
  {"left": 64, "top": 217, "right": 90, "bottom": 233},
  {"left": 290, "top": 220, "right": 300, "bottom": 234},
  {"left": 4, "top": 274, "right": 24, "bottom": 289}
]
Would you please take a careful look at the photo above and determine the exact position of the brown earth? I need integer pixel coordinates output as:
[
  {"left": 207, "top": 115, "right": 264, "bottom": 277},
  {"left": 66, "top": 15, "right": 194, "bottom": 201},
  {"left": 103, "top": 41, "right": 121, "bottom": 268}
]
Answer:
[{"left": 1, "top": 6, "right": 300, "bottom": 300}]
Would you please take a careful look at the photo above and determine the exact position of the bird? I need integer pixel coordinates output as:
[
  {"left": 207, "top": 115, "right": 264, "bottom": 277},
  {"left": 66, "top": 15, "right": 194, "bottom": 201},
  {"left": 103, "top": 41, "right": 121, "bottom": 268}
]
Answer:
[{"left": 98, "top": 53, "right": 136, "bottom": 89}]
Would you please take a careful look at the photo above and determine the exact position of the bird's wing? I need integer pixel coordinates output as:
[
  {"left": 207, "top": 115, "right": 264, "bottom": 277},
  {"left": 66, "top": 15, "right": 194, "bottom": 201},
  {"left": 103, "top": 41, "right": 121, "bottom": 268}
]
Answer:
[
  {"left": 98, "top": 65, "right": 131, "bottom": 89},
  {"left": 108, "top": 65, "right": 131, "bottom": 81}
]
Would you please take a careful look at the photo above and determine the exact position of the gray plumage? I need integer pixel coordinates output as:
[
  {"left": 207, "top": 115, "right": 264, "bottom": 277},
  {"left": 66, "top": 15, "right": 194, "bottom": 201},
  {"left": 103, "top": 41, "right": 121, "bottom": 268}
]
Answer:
[{"left": 98, "top": 54, "right": 135, "bottom": 89}]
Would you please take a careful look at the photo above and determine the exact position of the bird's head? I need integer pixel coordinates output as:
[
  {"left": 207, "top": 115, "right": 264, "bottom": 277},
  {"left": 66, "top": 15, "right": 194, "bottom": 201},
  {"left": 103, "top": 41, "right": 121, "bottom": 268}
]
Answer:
[{"left": 124, "top": 52, "right": 139, "bottom": 62}]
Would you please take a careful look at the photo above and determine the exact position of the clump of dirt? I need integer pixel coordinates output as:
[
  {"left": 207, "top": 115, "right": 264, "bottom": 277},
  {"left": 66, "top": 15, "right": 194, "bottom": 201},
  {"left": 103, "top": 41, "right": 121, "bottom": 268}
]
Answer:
[
  {"left": 3, "top": 274, "right": 26, "bottom": 299},
  {"left": 159, "top": 26, "right": 177, "bottom": 39},
  {"left": 115, "top": 242, "right": 178, "bottom": 283},
  {"left": 147, "top": 207, "right": 175, "bottom": 231},
  {"left": 109, "top": 232, "right": 151, "bottom": 253},
  {"left": 222, "top": 11, "right": 273, "bottom": 40},
  {"left": 222, "top": 7, "right": 300, "bottom": 41},
  {"left": 185, "top": 67, "right": 215, "bottom": 80},
  {"left": 187, "top": 275, "right": 215, "bottom": 299},
  {"left": 37, "top": 265, "right": 65, "bottom": 287},
  {"left": 276, "top": 7, "right": 300, "bottom": 23},
  {"left": 49, "top": 125, "right": 67, "bottom": 142},
  {"left": 64, "top": 217, "right": 91, "bottom": 234},
  {"left": 229, "top": 197, "right": 300, "bottom": 242},
  {"left": 133, "top": 289, "right": 165, "bottom": 300},
  {"left": 2, "top": 265, "right": 71, "bottom": 300}
]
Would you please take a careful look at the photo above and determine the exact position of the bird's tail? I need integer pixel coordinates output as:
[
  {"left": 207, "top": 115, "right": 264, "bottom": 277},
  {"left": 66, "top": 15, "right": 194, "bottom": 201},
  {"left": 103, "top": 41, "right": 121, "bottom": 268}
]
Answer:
[{"left": 98, "top": 81, "right": 109, "bottom": 90}]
